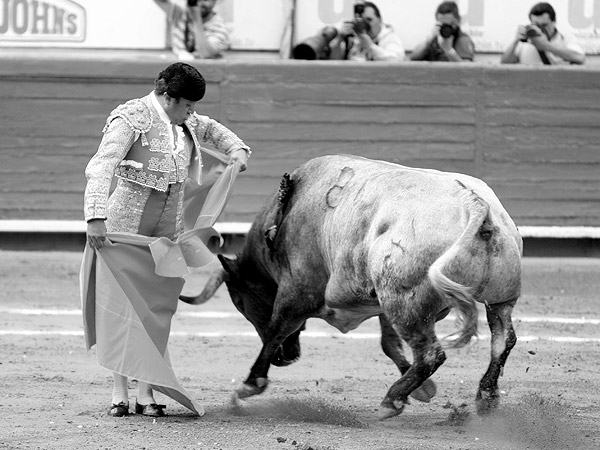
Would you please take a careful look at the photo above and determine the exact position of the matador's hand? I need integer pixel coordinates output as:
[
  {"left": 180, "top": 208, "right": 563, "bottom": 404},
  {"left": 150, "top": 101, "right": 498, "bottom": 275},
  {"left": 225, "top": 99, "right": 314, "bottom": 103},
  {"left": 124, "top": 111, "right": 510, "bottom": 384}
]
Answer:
[
  {"left": 229, "top": 149, "right": 249, "bottom": 172},
  {"left": 87, "top": 219, "right": 107, "bottom": 250}
]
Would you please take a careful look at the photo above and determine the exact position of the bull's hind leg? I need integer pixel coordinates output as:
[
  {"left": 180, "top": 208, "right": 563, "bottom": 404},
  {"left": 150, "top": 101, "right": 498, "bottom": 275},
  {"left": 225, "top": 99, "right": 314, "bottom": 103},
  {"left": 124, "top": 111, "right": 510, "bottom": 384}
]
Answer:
[
  {"left": 378, "top": 326, "right": 446, "bottom": 420},
  {"left": 476, "top": 299, "right": 517, "bottom": 414},
  {"left": 379, "top": 315, "right": 437, "bottom": 404}
]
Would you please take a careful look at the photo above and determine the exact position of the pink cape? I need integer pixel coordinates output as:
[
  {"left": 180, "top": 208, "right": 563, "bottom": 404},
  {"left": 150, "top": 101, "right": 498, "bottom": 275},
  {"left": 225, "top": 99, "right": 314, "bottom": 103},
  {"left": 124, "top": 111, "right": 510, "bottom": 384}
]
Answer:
[{"left": 80, "top": 155, "right": 239, "bottom": 416}]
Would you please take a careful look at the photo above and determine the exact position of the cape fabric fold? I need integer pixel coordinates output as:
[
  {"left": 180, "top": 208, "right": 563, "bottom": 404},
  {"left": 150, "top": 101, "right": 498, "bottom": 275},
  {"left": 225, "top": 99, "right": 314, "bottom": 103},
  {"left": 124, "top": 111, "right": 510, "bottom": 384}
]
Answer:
[{"left": 80, "top": 159, "right": 240, "bottom": 416}]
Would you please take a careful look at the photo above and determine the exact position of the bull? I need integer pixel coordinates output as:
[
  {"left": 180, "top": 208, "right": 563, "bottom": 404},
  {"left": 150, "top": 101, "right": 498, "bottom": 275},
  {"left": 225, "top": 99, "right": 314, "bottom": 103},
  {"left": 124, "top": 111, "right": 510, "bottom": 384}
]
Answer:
[{"left": 181, "top": 154, "right": 522, "bottom": 420}]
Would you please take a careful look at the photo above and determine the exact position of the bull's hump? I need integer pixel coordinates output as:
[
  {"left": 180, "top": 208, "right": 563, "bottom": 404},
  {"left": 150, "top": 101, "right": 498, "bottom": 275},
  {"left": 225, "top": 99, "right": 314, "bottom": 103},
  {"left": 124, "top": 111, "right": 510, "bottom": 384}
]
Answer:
[{"left": 318, "top": 305, "right": 381, "bottom": 333}]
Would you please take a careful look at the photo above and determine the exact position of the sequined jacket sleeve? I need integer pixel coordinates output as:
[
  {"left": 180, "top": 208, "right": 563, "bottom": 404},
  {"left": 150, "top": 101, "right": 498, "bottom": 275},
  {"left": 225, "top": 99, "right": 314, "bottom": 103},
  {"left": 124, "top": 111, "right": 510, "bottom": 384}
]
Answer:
[
  {"left": 193, "top": 114, "right": 250, "bottom": 155},
  {"left": 84, "top": 118, "right": 137, "bottom": 222}
]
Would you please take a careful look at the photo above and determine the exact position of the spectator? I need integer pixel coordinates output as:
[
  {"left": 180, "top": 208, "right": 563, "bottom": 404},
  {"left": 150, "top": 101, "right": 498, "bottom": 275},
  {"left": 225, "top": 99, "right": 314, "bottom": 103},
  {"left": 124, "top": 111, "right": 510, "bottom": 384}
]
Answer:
[
  {"left": 501, "top": 2, "right": 585, "bottom": 65},
  {"left": 153, "top": 0, "right": 230, "bottom": 60},
  {"left": 410, "top": 1, "right": 474, "bottom": 62},
  {"left": 82, "top": 62, "right": 250, "bottom": 418},
  {"left": 328, "top": 1, "right": 405, "bottom": 61}
]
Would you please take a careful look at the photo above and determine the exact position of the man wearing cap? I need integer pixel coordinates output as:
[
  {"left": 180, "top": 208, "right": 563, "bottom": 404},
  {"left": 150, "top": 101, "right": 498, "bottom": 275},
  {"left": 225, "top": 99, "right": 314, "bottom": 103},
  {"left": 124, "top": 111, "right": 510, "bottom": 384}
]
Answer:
[{"left": 82, "top": 62, "right": 250, "bottom": 418}]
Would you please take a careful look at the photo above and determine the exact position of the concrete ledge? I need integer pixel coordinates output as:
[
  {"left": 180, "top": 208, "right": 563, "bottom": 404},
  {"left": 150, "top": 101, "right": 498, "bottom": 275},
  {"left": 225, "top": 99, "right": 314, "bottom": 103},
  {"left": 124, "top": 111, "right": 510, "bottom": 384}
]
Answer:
[
  {"left": 1, "top": 220, "right": 599, "bottom": 239},
  {"left": 0, "top": 220, "right": 600, "bottom": 258},
  {"left": 0, "top": 220, "right": 251, "bottom": 235},
  {"left": 1, "top": 220, "right": 599, "bottom": 257},
  {"left": 0, "top": 220, "right": 252, "bottom": 253},
  {"left": 518, "top": 226, "right": 600, "bottom": 239},
  {"left": 0, "top": 220, "right": 87, "bottom": 233}
]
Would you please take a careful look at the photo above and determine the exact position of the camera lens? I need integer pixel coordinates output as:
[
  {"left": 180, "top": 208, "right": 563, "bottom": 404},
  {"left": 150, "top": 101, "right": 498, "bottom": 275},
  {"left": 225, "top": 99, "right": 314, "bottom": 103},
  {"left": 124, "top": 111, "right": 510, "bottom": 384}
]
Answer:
[
  {"left": 353, "top": 18, "right": 370, "bottom": 34},
  {"left": 525, "top": 27, "right": 540, "bottom": 38},
  {"left": 439, "top": 24, "right": 456, "bottom": 39}
]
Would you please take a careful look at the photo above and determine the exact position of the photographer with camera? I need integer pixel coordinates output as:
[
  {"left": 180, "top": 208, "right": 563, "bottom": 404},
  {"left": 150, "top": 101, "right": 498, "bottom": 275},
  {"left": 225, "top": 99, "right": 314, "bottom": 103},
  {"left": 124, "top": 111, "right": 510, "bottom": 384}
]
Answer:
[
  {"left": 153, "top": 0, "right": 230, "bottom": 60},
  {"left": 328, "top": 1, "right": 405, "bottom": 61},
  {"left": 501, "top": 2, "right": 585, "bottom": 65},
  {"left": 410, "top": 1, "right": 474, "bottom": 62}
]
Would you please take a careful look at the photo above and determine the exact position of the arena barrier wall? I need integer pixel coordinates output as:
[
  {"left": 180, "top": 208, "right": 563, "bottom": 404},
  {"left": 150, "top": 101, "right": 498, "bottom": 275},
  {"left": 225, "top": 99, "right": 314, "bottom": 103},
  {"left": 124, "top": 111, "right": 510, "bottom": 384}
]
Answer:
[{"left": 0, "top": 54, "right": 598, "bottom": 254}]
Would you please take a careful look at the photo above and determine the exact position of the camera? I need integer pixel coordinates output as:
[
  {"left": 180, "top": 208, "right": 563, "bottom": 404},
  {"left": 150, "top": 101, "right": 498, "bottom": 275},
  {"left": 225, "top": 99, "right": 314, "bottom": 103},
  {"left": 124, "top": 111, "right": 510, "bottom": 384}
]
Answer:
[
  {"left": 351, "top": 3, "right": 370, "bottom": 34},
  {"left": 526, "top": 25, "right": 541, "bottom": 38},
  {"left": 353, "top": 18, "right": 370, "bottom": 34},
  {"left": 187, "top": 0, "right": 198, "bottom": 6},
  {"left": 293, "top": 26, "right": 338, "bottom": 60},
  {"left": 439, "top": 23, "right": 458, "bottom": 39},
  {"left": 520, "top": 25, "right": 542, "bottom": 42}
]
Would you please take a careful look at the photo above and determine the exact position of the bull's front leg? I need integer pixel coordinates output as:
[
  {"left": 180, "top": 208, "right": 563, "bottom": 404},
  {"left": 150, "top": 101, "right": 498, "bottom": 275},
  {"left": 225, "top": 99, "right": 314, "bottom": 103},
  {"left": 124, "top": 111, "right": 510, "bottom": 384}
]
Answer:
[{"left": 234, "top": 319, "right": 306, "bottom": 401}]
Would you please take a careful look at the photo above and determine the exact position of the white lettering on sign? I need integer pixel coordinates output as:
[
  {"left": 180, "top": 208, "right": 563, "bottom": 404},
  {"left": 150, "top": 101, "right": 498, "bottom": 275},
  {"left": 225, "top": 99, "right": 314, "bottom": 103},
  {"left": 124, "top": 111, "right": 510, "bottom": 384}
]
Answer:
[{"left": 0, "top": 0, "right": 85, "bottom": 42}]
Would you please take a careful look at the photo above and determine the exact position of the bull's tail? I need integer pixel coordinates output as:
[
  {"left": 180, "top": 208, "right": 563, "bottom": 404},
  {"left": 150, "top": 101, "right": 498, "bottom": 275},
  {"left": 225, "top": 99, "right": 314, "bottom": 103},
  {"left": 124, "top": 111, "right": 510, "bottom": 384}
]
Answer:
[{"left": 428, "top": 183, "right": 491, "bottom": 348}]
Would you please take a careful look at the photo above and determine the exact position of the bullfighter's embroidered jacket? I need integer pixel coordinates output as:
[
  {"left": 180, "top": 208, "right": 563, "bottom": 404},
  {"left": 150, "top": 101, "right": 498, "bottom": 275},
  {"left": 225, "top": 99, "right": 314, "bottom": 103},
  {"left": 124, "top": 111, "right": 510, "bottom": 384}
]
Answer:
[{"left": 84, "top": 93, "right": 249, "bottom": 223}]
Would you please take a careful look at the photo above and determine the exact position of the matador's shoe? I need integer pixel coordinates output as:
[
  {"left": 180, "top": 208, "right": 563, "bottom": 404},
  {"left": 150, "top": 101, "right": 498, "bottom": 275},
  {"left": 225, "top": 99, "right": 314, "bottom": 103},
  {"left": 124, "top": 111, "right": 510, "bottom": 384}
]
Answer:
[
  {"left": 108, "top": 402, "right": 129, "bottom": 417},
  {"left": 135, "top": 401, "right": 166, "bottom": 417}
]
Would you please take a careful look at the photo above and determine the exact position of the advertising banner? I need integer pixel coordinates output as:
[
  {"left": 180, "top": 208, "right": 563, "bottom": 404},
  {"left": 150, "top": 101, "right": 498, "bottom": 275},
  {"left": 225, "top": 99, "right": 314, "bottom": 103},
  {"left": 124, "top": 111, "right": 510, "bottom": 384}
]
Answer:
[
  {"left": 0, "top": 0, "right": 166, "bottom": 48},
  {"left": 0, "top": 0, "right": 286, "bottom": 50},
  {"left": 220, "top": 0, "right": 287, "bottom": 50}
]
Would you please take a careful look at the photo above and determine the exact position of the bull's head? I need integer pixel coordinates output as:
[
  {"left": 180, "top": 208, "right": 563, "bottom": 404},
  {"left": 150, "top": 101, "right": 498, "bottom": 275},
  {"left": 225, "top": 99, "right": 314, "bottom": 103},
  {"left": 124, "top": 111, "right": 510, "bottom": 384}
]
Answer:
[
  {"left": 180, "top": 254, "right": 300, "bottom": 366},
  {"left": 180, "top": 254, "right": 277, "bottom": 341}
]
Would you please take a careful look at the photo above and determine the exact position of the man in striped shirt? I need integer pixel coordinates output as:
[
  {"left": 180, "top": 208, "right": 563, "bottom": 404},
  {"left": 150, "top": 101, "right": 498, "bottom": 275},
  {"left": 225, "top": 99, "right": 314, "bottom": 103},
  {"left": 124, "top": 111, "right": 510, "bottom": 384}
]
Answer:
[{"left": 154, "top": 0, "right": 230, "bottom": 60}]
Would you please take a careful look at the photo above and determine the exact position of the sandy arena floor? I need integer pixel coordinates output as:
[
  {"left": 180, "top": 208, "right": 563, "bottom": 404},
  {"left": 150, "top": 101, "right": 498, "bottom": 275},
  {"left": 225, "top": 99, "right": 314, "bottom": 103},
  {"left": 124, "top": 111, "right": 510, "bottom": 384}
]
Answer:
[{"left": 1, "top": 252, "right": 599, "bottom": 450}]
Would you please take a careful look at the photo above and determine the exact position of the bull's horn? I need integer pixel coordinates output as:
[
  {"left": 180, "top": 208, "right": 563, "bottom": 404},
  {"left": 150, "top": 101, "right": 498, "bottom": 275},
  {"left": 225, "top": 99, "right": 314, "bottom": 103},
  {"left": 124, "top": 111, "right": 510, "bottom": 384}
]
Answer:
[{"left": 179, "top": 268, "right": 229, "bottom": 305}]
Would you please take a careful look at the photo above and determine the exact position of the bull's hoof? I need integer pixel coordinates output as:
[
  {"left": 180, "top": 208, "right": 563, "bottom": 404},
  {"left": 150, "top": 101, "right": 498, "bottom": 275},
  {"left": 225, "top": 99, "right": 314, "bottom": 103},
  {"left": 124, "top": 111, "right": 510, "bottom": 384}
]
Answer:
[
  {"left": 475, "top": 389, "right": 500, "bottom": 415},
  {"left": 378, "top": 406, "right": 401, "bottom": 420},
  {"left": 271, "top": 340, "right": 301, "bottom": 367},
  {"left": 378, "top": 400, "right": 406, "bottom": 420},
  {"left": 271, "top": 356, "right": 299, "bottom": 367},
  {"left": 410, "top": 379, "right": 437, "bottom": 403},
  {"left": 233, "top": 378, "right": 269, "bottom": 400}
]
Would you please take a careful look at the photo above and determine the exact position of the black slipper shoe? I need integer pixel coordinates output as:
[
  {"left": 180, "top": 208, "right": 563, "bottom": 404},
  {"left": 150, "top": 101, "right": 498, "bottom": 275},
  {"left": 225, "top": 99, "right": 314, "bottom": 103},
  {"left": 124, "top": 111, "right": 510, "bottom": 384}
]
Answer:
[
  {"left": 109, "top": 402, "right": 129, "bottom": 417},
  {"left": 135, "top": 401, "right": 166, "bottom": 417}
]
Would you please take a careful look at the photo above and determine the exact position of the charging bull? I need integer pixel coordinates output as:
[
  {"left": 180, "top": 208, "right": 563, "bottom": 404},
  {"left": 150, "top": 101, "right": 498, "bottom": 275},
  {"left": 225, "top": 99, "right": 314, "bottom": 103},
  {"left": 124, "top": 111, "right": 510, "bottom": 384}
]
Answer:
[{"left": 181, "top": 154, "right": 522, "bottom": 420}]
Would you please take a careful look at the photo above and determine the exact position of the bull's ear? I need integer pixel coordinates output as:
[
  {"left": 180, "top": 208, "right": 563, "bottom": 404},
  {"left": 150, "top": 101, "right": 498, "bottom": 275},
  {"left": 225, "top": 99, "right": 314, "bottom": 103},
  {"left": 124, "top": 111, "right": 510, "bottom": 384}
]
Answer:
[{"left": 217, "top": 254, "right": 236, "bottom": 274}]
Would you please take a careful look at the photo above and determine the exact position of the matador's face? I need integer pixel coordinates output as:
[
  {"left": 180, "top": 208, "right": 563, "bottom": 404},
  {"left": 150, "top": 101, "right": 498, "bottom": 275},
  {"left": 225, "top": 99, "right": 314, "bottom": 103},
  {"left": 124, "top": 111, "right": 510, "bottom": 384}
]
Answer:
[{"left": 164, "top": 95, "right": 197, "bottom": 125}]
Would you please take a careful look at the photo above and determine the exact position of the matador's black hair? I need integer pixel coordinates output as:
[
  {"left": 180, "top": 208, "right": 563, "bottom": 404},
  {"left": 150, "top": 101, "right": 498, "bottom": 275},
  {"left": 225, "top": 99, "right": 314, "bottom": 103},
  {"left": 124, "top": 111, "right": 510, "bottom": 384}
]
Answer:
[{"left": 155, "top": 62, "right": 206, "bottom": 102}]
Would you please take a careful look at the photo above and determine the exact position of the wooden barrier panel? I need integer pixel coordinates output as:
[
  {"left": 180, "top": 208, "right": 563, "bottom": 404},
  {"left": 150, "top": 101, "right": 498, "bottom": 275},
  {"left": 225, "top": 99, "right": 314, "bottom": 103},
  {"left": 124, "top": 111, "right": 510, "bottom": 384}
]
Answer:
[{"left": 0, "top": 56, "right": 598, "bottom": 226}]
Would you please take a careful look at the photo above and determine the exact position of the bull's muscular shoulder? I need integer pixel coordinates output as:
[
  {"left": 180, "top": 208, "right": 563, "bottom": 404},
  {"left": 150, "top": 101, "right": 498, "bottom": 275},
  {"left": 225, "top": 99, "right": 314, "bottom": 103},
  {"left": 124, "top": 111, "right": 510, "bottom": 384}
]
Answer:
[{"left": 103, "top": 98, "right": 152, "bottom": 134}]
